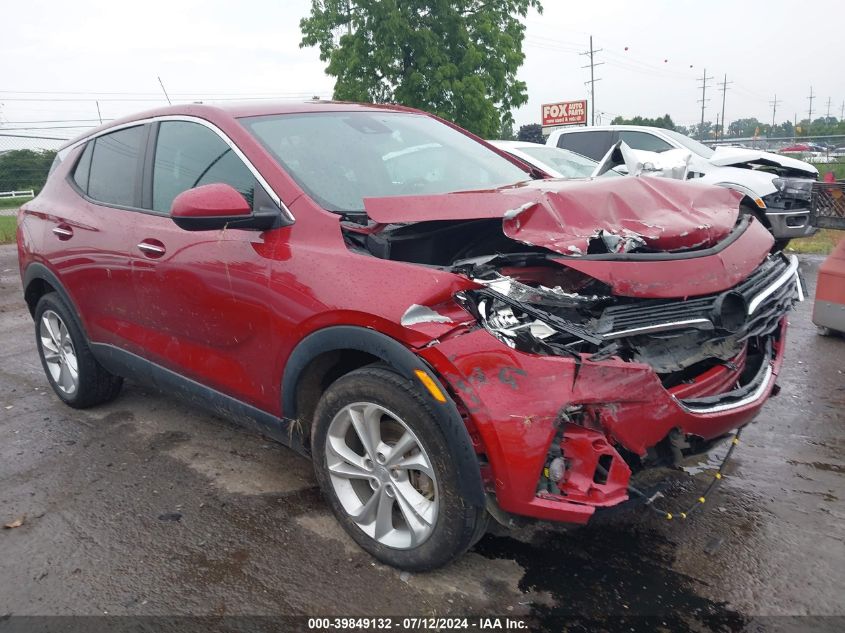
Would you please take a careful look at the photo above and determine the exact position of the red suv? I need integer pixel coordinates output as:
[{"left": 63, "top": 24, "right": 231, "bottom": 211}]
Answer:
[{"left": 18, "top": 102, "right": 801, "bottom": 570}]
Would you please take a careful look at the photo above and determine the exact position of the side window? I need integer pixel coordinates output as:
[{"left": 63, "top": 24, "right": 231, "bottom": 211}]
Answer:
[
  {"left": 152, "top": 121, "right": 257, "bottom": 214},
  {"left": 556, "top": 131, "right": 613, "bottom": 161},
  {"left": 72, "top": 142, "right": 94, "bottom": 193},
  {"left": 618, "top": 131, "right": 674, "bottom": 153},
  {"left": 87, "top": 125, "right": 145, "bottom": 207}
]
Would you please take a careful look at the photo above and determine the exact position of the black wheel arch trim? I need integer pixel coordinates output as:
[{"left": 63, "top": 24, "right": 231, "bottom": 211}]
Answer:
[
  {"left": 23, "top": 263, "right": 88, "bottom": 332},
  {"left": 282, "top": 325, "right": 485, "bottom": 508}
]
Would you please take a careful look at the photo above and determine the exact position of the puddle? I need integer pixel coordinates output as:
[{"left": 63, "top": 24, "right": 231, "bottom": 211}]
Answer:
[{"left": 473, "top": 524, "right": 747, "bottom": 633}]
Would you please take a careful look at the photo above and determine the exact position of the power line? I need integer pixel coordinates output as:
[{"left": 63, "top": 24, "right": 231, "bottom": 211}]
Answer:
[
  {"left": 0, "top": 119, "right": 104, "bottom": 124},
  {"left": 0, "top": 94, "right": 323, "bottom": 102},
  {"left": 0, "top": 133, "right": 70, "bottom": 141},
  {"left": 0, "top": 89, "right": 325, "bottom": 96},
  {"left": 696, "top": 68, "right": 715, "bottom": 140},
  {"left": 580, "top": 35, "right": 603, "bottom": 126},
  {"left": 0, "top": 125, "right": 100, "bottom": 130}
]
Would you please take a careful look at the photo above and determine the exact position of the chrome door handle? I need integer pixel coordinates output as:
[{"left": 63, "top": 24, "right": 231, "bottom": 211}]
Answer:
[
  {"left": 137, "top": 242, "right": 166, "bottom": 256},
  {"left": 52, "top": 226, "right": 73, "bottom": 239}
]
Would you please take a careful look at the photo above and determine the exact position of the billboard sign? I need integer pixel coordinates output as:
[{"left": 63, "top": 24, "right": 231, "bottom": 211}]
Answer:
[{"left": 541, "top": 100, "right": 588, "bottom": 127}]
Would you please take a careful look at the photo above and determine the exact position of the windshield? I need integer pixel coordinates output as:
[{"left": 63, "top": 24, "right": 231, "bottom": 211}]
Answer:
[
  {"left": 241, "top": 112, "right": 530, "bottom": 213},
  {"left": 517, "top": 145, "right": 598, "bottom": 178},
  {"left": 662, "top": 129, "right": 715, "bottom": 158}
]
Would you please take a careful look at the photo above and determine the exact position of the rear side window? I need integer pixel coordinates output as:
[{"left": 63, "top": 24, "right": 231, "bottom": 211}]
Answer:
[
  {"left": 618, "top": 131, "right": 674, "bottom": 153},
  {"left": 72, "top": 142, "right": 94, "bottom": 192},
  {"left": 152, "top": 121, "right": 257, "bottom": 214},
  {"left": 86, "top": 126, "right": 145, "bottom": 207},
  {"left": 556, "top": 131, "right": 614, "bottom": 161}
]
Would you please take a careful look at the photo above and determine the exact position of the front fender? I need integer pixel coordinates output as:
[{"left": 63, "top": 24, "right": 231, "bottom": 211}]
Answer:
[{"left": 281, "top": 325, "right": 485, "bottom": 508}]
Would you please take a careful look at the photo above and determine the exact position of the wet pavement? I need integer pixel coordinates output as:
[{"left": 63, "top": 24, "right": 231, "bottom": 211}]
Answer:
[{"left": 0, "top": 244, "right": 843, "bottom": 632}]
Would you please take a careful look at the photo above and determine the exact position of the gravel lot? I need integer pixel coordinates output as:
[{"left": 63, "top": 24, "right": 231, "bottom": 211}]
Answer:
[{"left": 0, "top": 244, "right": 843, "bottom": 632}]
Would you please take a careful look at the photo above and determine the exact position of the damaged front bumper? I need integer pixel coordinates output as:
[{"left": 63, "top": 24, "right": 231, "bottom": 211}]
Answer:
[
  {"left": 414, "top": 256, "right": 801, "bottom": 525},
  {"left": 419, "top": 320, "right": 788, "bottom": 524}
]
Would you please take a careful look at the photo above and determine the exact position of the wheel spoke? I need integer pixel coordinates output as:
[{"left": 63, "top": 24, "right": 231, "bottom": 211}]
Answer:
[
  {"left": 384, "top": 431, "right": 417, "bottom": 467},
  {"left": 350, "top": 486, "right": 381, "bottom": 523},
  {"left": 349, "top": 405, "right": 381, "bottom": 460},
  {"left": 42, "top": 349, "right": 61, "bottom": 363},
  {"left": 392, "top": 480, "right": 434, "bottom": 546},
  {"left": 374, "top": 488, "right": 395, "bottom": 540},
  {"left": 41, "top": 334, "right": 59, "bottom": 354},
  {"left": 58, "top": 362, "right": 74, "bottom": 391},
  {"left": 59, "top": 323, "right": 70, "bottom": 349},
  {"left": 394, "top": 452, "right": 435, "bottom": 480},
  {"left": 328, "top": 459, "right": 372, "bottom": 480},
  {"left": 327, "top": 434, "right": 369, "bottom": 472},
  {"left": 44, "top": 314, "right": 61, "bottom": 347}
]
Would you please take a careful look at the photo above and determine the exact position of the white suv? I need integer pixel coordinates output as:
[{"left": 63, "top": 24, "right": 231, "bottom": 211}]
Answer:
[{"left": 547, "top": 125, "right": 819, "bottom": 249}]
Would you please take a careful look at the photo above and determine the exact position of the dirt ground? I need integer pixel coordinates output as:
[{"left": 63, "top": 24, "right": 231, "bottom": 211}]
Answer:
[{"left": 0, "top": 244, "right": 843, "bottom": 632}]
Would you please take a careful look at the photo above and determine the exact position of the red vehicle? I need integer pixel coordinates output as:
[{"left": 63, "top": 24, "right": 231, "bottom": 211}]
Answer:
[{"left": 17, "top": 102, "right": 802, "bottom": 570}]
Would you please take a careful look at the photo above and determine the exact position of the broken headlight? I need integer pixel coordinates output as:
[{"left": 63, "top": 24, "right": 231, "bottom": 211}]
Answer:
[
  {"left": 461, "top": 275, "right": 612, "bottom": 354},
  {"left": 769, "top": 177, "right": 813, "bottom": 203}
]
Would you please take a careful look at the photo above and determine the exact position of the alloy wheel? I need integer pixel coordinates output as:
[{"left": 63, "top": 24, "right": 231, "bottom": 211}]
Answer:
[
  {"left": 39, "top": 310, "right": 79, "bottom": 395},
  {"left": 325, "top": 402, "right": 438, "bottom": 549}
]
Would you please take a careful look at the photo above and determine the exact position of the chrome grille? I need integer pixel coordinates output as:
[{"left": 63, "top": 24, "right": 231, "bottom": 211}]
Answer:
[{"left": 595, "top": 254, "right": 800, "bottom": 340}]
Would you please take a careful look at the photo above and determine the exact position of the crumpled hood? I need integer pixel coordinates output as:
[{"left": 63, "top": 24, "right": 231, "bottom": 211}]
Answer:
[
  {"left": 709, "top": 146, "right": 818, "bottom": 176},
  {"left": 364, "top": 177, "right": 743, "bottom": 256}
]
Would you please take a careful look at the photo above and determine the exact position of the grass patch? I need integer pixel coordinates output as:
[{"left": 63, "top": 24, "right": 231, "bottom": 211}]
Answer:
[
  {"left": 815, "top": 161, "right": 845, "bottom": 181},
  {"left": 787, "top": 229, "right": 841, "bottom": 255},
  {"left": 0, "top": 216, "right": 17, "bottom": 244},
  {"left": 0, "top": 197, "right": 31, "bottom": 210}
]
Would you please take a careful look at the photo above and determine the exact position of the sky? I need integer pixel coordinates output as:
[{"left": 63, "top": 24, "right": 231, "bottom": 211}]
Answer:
[{"left": 1, "top": 0, "right": 842, "bottom": 143}]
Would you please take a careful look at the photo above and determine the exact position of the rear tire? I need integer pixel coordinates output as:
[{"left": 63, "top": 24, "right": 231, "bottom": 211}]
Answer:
[
  {"left": 34, "top": 292, "right": 123, "bottom": 409},
  {"left": 311, "top": 366, "right": 486, "bottom": 570}
]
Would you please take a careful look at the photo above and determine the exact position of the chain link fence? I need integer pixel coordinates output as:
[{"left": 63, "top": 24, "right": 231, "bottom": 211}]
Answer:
[{"left": 0, "top": 134, "right": 68, "bottom": 202}]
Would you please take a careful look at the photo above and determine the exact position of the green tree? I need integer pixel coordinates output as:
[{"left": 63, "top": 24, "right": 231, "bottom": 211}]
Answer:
[
  {"left": 727, "top": 117, "right": 763, "bottom": 138},
  {"left": 517, "top": 123, "right": 544, "bottom": 144},
  {"left": 499, "top": 117, "right": 516, "bottom": 141},
  {"left": 300, "top": 0, "right": 542, "bottom": 138},
  {"left": 0, "top": 149, "right": 57, "bottom": 193},
  {"left": 610, "top": 114, "right": 676, "bottom": 130}
]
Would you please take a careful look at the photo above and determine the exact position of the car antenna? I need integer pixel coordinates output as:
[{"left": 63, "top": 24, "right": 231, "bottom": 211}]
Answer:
[{"left": 157, "top": 75, "right": 172, "bottom": 105}]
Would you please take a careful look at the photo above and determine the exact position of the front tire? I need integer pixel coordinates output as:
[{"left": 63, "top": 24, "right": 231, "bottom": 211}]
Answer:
[
  {"left": 34, "top": 292, "right": 123, "bottom": 408},
  {"left": 311, "top": 366, "right": 486, "bottom": 570}
]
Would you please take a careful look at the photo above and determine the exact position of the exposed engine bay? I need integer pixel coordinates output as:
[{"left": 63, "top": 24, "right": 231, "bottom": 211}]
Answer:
[{"left": 342, "top": 189, "right": 801, "bottom": 387}]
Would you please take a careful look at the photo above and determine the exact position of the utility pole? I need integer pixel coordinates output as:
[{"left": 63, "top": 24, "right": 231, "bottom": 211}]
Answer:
[
  {"left": 697, "top": 68, "right": 714, "bottom": 140},
  {"left": 807, "top": 86, "right": 815, "bottom": 123},
  {"left": 718, "top": 74, "right": 731, "bottom": 141},
  {"left": 825, "top": 97, "right": 832, "bottom": 119},
  {"left": 841, "top": 101, "right": 844, "bottom": 121},
  {"left": 580, "top": 36, "right": 603, "bottom": 126},
  {"left": 769, "top": 94, "right": 782, "bottom": 129}
]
